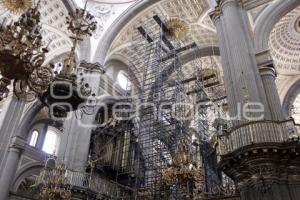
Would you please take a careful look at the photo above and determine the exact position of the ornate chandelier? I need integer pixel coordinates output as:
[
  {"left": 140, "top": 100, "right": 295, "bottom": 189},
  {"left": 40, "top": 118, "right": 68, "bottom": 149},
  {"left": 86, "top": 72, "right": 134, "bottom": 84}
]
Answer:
[
  {"left": 162, "top": 139, "right": 204, "bottom": 197},
  {"left": 40, "top": 8, "right": 97, "bottom": 117},
  {"left": 37, "top": 157, "right": 72, "bottom": 200},
  {"left": 0, "top": 2, "right": 53, "bottom": 101},
  {"left": 0, "top": 0, "right": 32, "bottom": 14},
  {"left": 166, "top": 18, "right": 189, "bottom": 39}
]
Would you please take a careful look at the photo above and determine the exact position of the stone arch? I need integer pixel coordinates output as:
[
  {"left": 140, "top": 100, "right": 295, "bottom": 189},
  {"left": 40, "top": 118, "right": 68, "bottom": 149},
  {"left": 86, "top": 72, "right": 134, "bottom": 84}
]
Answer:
[
  {"left": 254, "top": 0, "right": 300, "bottom": 52},
  {"left": 92, "top": 0, "right": 162, "bottom": 64},
  {"left": 18, "top": 101, "right": 44, "bottom": 139},
  {"left": 105, "top": 57, "right": 131, "bottom": 81},
  {"left": 11, "top": 162, "right": 44, "bottom": 192},
  {"left": 104, "top": 46, "right": 220, "bottom": 101},
  {"left": 147, "top": 46, "right": 220, "bottom": 100},
  {"left": 105, "top": 57, "right": 142, "bottom": 91},
  {"left": 282, "top": 78, "right": 300, "bottom": 118}
]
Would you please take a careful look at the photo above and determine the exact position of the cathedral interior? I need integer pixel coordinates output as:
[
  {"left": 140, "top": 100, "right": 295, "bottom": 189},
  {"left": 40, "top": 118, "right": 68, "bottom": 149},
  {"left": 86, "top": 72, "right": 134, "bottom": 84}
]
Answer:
[{"left": 0, "top": 0, "right": 300, "bottom": 200}]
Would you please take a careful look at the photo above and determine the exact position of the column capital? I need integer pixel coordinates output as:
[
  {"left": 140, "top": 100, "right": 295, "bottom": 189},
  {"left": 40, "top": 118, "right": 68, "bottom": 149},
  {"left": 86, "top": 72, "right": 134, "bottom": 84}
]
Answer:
[
  {"left": 256, "top": 50, "right": 277, "bottom": 77},
  {"left": 209, "top": 8, "right": 222, "bottom": 24},
  {"left": 256, "top": 49, "right": 273, "bottom": 67},
  {"left": 78, "top": 60, "right": 106, "bottom": 74},
  {"left": 209, "top": 0, "right": 243, "bottom": 23},
  {"left": 9, "top": 136, "right": 26, "bottom": 152},
  {"left": 216, "top": 0, "right": 242, "bottom": 9},
  {"left": 259, "top": 64, "right": 277, "bottom": 77}
]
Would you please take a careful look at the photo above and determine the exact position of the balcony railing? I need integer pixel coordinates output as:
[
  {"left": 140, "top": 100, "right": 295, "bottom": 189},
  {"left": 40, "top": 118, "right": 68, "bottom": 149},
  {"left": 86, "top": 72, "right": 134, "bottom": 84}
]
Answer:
[
  {"left": 217, "top": 119, "right": 299, "bottom": 156},
  {"left": 36, "top": 169, "right": 132, "bottom": 198}
]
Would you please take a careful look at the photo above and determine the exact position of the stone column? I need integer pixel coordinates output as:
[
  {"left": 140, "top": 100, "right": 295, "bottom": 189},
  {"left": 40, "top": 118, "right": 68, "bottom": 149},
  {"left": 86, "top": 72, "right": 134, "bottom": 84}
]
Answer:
[
  {"left": 57, "top": 62, "right": 104, "bottom": 172},
  {"left": 210, "top": 1, "right": 300, "bottom": 200},
  {"left": 256, "top": 50, "right": 285, "bottom": 121},
  {"left": 0, "top": 136, "right": 26, "bottom": 200},
  {"left": 210, "top": 0, "right": 272, "bottom": 123},
  {"left": 0, "top": 97, "right": 26, "bottom": 171}
]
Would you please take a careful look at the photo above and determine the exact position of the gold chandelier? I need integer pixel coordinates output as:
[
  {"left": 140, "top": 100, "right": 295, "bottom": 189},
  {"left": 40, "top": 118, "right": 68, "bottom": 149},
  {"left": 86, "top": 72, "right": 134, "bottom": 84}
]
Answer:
[
  {"left": 0, "top": 2, "right": 53, "bottom": 101},
  {"left": 1, "top": 0, "right": 32, "bottom": 14},
  {"left": 37, "top": 158, "right": 72, "bottom": 200},
  {"left": 162, "top": 139, "right": 204, "bottom": 196}
]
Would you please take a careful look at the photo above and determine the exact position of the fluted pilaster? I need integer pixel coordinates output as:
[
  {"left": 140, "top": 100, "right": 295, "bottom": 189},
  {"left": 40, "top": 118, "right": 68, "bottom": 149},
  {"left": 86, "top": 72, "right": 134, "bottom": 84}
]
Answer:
[
  {"left": 256, "top": 50, "right": 285, "bottom": 121},
  {"left": 210, "top": 0, "right": 271, "bottom": 123},
  {"left": 259, "top": 64, "right": 284, "bottom": 121}
]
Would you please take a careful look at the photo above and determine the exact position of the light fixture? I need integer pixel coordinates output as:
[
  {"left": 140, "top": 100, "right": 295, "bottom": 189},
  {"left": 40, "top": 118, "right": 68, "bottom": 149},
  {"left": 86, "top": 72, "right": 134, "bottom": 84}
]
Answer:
[
  {"left": 37, "top": 157, "right": 72, "bottom": 200},
  {"left": 40, "top": 7, "right": 97, "bottom": 117},
  {"left": 166, "top": 18, "right": 189, "bottom": 39},
  {"left": 0, "top": 0, "right": 32, "bottom": 14},
  {"left": 162, "top": 139, "right": 204, "bottom": 197},
  {"left": 0, "top": 1, "right": 54, "bottom": 102}
]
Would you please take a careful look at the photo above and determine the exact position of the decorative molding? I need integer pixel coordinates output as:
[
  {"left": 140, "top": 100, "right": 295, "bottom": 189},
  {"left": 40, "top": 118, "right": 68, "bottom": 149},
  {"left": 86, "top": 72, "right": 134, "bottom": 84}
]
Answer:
[
  {"left": 79, "top": 60, "right": 106, "bottom": 74},
  {"left": 243, "top": 0, "right": 273, "bottom": 10},
  {"left": 10, "top": 136, "right": 27, "bottom": 151},
  {"left": 255, "top": 50, "right": 273, "bottom": 67},
  {"left": 88, "top": 3, "right": 115, "bottom": 39}
]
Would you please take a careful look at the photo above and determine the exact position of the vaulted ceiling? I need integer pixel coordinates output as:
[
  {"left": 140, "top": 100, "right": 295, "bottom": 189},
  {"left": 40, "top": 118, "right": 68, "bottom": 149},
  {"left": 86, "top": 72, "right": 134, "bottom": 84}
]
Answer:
[
  {"left": 107, "top": 0, "right": 217, "bottom": 58},
  {"left": 0, "top": 0, "right": 298, "bottom": 107},
  {"left": 269, "top": 5, "right": 300, "bottom": 75}
]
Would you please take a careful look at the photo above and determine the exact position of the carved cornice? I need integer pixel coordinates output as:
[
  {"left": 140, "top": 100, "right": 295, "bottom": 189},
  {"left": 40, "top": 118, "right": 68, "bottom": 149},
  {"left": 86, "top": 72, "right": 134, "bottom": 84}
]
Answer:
[
  {"left": 243, "top": 0, "right": 273, "bottom": 10},
  {"left": 209, "top": 8, "right": 222, "bottom": 24},
  {"left": 210, "top": 0, "right": 243, "bottom": 23},
  {"left": 256, "top": 50, "right": 277, "bottom": 77},
  {"left": 259, "top": 64, "right": 277, "bottom": 77},
  {"left": 79, "top": 61, "right": 106, "bottom": 74},
  {"left": 256, "top": 50, "right": 273, "bottom": 67},
  {"left": 10, "top": 136, "right": 27, "bottom": 152},
  {"left": 219, "top": 141, "right": 300, "bottom": 192},
  {"left": 216, "top": 0, "right": 243, "bottom": 9}
]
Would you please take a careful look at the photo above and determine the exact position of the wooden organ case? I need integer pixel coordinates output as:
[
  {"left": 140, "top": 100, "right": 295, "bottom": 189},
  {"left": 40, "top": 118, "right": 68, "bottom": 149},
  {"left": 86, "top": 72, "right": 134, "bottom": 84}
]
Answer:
[{"left": 90, "top": 107, "right": 144, "bottom": 192}]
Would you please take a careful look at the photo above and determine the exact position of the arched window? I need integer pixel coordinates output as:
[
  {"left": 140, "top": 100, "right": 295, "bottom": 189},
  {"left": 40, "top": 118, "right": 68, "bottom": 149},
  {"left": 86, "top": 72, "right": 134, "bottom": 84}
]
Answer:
[
  {"left": 29, "top": 130, "right": 39, "bottom": 147},
  {"left": 42, "top": 128, "right": 59, "bottom": 155},
  {"left": 117, "top": 71, "right": 132, "bottom": 90}
]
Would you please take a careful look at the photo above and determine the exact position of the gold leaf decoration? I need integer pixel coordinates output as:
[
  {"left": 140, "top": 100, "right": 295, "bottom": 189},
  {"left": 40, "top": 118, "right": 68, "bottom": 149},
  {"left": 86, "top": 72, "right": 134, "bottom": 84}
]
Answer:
[
  {"left": 1, "top": 0, "right": 32, "bottom": 14},
  {"left": 166, "top": 18, "right": 189, "bottom": 39}
]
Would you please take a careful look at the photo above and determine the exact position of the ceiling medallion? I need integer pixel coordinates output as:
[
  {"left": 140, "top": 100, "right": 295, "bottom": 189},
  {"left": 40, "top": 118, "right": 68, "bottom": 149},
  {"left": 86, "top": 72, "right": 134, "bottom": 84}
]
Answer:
[
  {"left": 166, "top": 18, "right": 189, "bottom": 39},
  {"left": 0, "top": 2, "right": 53, "bottom": 102},
  {"left": 1, "top": 0, "right": 32, "bottom": 14},
  {"left": 40, "top": 8, "right": 97, "bottom": 118},
  {"left": 294, "top": 16, "right": 300, "bottom": 34}
]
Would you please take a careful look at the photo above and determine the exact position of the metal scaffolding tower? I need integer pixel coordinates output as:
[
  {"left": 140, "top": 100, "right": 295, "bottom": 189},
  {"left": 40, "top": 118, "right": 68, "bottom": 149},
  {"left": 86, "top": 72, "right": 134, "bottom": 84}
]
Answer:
[{"left": 91, "top": 14, "right": 237, "bottom": 200}]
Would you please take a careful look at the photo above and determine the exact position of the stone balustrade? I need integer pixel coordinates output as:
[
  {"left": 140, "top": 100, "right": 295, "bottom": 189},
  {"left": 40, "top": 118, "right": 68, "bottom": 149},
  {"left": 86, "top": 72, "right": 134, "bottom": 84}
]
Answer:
[{"left": 217, "top": 119, "right": 299, "bottom": 155}]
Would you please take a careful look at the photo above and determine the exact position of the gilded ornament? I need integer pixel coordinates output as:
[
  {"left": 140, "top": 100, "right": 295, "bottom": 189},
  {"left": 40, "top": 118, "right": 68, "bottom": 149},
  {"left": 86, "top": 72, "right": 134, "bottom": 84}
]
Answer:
[
  {"left": 166, "top": 18, "right": 189, "bottom": 39},
  {"left": 1, "top": 0, "right": 32, "bottom": 14},
  {"left": 0, "top": 2, "right": 54, "bottom": 101}
]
